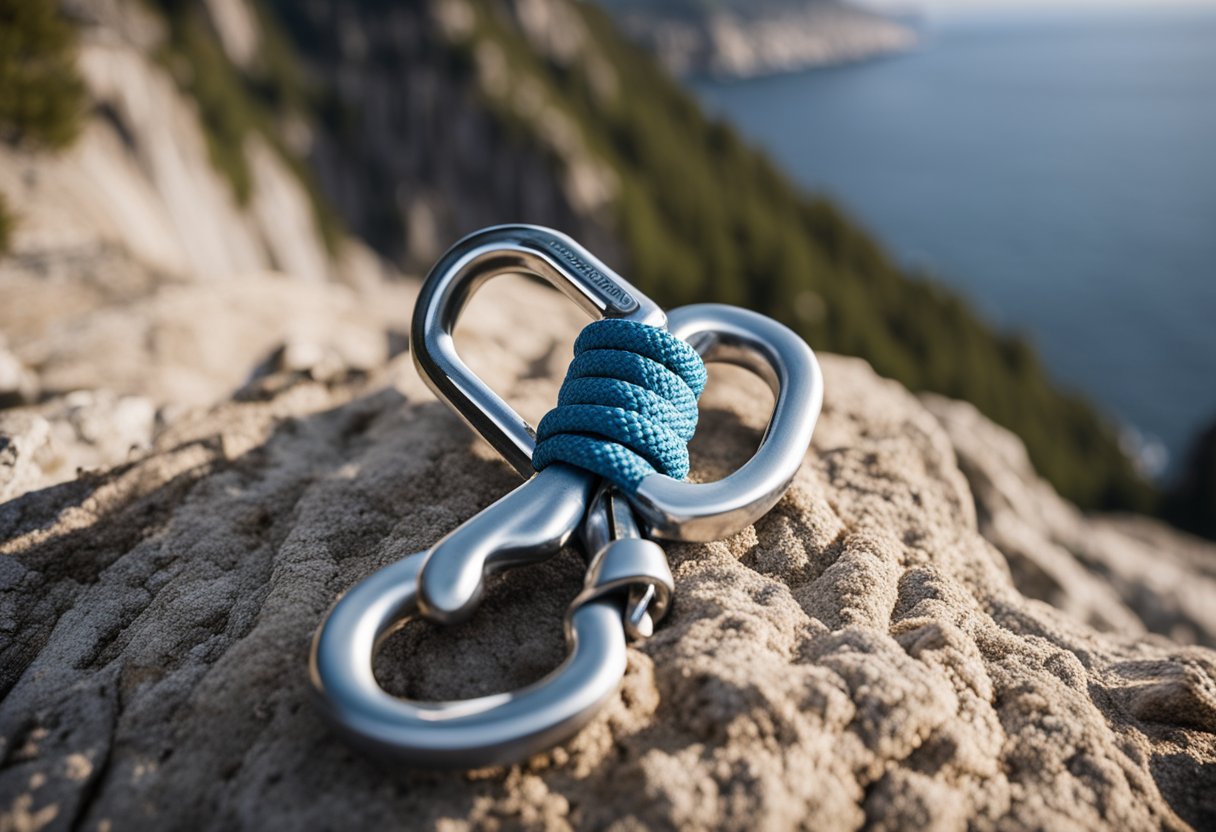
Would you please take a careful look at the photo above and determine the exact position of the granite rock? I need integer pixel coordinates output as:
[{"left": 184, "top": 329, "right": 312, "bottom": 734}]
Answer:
[
  {"left": 0, "top": 269, "right": 415, "bottom": 502},
  {"left": 0, "top": 391, "right": 154, "bottom": 503},
  {"left": 1, "top": 278, "right": 1214, "bottom": 830},
  {"left": 924, "top": 394, "right": 1216, "bottom": 649}
]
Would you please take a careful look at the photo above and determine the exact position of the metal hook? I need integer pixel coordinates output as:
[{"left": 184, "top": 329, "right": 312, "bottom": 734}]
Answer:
[
  {"left": 310, "top": 225, "right": 822, "bottom": 767},
  {"left": 308, "top": 472, "right": 663, "bottom": 767}
]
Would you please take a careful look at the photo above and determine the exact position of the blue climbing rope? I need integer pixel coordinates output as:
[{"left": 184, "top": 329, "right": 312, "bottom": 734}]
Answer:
[{"left": 532, "top": 319, "right": 707, "bottom": 493}]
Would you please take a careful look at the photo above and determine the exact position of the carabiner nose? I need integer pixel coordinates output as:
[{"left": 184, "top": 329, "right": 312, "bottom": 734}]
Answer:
[{"left": 417, "top": 465, "right": 592, "bottom": 624}]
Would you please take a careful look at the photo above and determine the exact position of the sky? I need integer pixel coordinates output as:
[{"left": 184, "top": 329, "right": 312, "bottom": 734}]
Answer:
[{"left": 858, "top": 0, "right": 1216, "bottom": 18}]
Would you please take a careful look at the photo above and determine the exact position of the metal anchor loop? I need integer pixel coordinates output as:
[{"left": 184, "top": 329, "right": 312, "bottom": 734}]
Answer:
[{"left": 310, "top": 225, "right": 824, "bottom": 767}]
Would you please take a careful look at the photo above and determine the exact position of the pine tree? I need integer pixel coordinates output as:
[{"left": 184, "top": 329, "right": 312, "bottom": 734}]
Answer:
[{"left": 0, "top": 0, "right": 86, "bottom": 150}]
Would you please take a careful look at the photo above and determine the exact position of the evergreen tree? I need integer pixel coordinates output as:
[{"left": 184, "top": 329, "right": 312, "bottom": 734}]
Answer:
[{"left": 0, "top": 0, "right": 86, "bottom": 149}]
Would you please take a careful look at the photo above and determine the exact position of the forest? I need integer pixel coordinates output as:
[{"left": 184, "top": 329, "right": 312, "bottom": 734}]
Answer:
[{"left": 4, "top": 0, "right": 1198, "bottom": 523}]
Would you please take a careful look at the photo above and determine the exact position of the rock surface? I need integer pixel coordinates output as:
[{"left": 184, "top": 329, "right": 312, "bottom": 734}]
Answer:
[
  {"left": 0, "top": 391, "right": 154, "bottom": 503},
  {"left": 925, "top": 395, "right": 1216, "bottom": 650},
  {"left": 600, "top": 0, "right": 917, "bottom": 79},
  {"left": 0, "top": 264, "right": 413, "bottom": 499},
  {"left": 0, "top": 0, "right": 342, "bottom": 286},
  {"left": 2, "top": 277, "right": 1214, "bottom": 831}
]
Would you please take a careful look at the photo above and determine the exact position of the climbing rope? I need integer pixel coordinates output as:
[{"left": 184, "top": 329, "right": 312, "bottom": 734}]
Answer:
[{"left": 532, "top": 319, "right": 707, "bottom": 493}]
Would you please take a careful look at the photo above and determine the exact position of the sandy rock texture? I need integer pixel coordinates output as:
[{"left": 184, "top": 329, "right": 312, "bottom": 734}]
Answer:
[
  {"left": 0, "top": 266, "right": 413, "bottom": 500},
  {"left": 1, "top": 278, "right": 1214, "bottom": 831},
  {"left": 925, "top": 396, "right": 1216, "bottom": 650},
  {"left": 0, "top": 391, "right": 154, "bottom": 503}
]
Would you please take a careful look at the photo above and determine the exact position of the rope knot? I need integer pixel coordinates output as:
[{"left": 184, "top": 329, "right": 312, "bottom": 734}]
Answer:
[{"left": 531, "top": 319, "right": 706, "bottom": 493}]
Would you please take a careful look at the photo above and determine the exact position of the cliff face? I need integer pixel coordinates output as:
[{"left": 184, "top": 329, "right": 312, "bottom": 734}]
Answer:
[
  {"left": 2, "top": 0, "right": 609, "bottom": 284},
  {"left": 0, "top": 0, "right": 401, "bottom": 488},
  {"left": 264, "top": 0, "right": 622, "bottom": 272},
  {"left": 1, "top": 275, "right": 1215, "bottom": 830},
  {"left": 596, "top": 0, "right": 917, "bottom": 79},
  {"left": 0, "top": 1, "right": 347, "bottom": 287}
]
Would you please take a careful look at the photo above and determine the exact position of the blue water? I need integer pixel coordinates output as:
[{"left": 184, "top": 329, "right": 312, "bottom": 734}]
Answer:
[{"left": 692, "top": 9, "right": 1216, "bottom": 477}]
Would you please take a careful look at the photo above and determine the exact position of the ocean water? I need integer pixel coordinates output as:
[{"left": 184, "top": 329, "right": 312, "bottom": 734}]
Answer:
[{"left": 691, "top": 9, "right": 1216, "bottom": 477}]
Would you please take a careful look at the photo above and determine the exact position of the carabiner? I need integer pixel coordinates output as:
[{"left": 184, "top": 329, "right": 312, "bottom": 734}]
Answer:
[{"left": 310, "top": 225, "right": 823, "bottom": 767}]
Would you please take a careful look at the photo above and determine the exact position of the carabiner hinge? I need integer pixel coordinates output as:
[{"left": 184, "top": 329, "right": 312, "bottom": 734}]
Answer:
[{"left": 571, "top": 487, "right": 674, "bottom": 640}]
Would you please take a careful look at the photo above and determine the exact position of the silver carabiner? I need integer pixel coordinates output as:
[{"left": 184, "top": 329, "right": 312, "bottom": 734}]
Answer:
[{"left": 310, "top": 225, "right": 823, "bottom": 767}]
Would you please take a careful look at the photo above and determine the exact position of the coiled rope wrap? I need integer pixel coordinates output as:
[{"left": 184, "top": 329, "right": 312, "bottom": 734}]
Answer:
[{"left": 532, "top": 319, "right": 707, "bottom": 494}]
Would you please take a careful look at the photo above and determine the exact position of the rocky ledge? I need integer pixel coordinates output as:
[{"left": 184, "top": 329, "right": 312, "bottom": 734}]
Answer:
[
  {"left": 603, "top": 0, "right": 917, "bottom": 79},
  {"left": 1, "top": 276, "right": 1214, "bottom": 830}
]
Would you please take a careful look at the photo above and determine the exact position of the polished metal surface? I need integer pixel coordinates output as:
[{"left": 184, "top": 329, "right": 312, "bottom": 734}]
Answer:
[
  {"left": 411, "top": 225, "right": 664, "bottom": 478},
  {"left": 417, "top": 463, "right": 591, "bottom": 624},
  {"left": 576, "top": 486, "right": 673, "bottom": 639},
  {"left": 310, "top": 550, "right": 627, "bottom": 768},
  {"left": 311, "top": 224, "right": 823, "bottom": 768},
  {"left": 410, "top": 226, "right": 823, "bottom": 542},
  {"left": 631, "top": 304, "right": 823, "bottom": 541}
]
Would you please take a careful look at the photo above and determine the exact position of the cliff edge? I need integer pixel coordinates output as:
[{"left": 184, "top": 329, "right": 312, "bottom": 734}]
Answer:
[{"left": 1, "top": 276, "right": 1214, "bottom": 830}]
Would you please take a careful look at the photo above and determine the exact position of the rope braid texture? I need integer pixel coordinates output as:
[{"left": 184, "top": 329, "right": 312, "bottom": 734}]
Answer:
[{"left": 531, "top": 319, "right": 707, "bottom": 494}]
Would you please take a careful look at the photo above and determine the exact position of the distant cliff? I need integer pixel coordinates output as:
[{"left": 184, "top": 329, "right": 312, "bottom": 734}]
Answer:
[
  {"left": 595, "top": 0, "right": 917, "bottom": 78},
  {"left": 0, "top": 0, "right": 1154, "bottom": 517}
]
